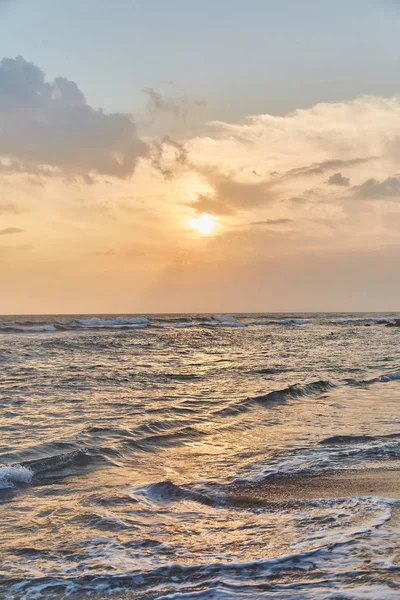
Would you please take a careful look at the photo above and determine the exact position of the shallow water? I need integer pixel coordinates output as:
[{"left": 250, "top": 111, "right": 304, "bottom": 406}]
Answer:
[{"left": 0, "top": 313, "right": 399, "bottom": 599}]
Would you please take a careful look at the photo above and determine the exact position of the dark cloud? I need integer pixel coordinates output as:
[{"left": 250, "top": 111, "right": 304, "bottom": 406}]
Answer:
[
  {"left": 0, "top": 227, "right": 23, "bottom": 235},
  {"left": 252, "top": 218, "right": 293, "bottom": 225},
  {"left": 352, "top": 176, "right": 400, "bottom": 198},
  {"left": 327, "top": 172, "right": 350, "bottom": 187},
  {"left": 0, "top": 159, "right": 54, "bottom": 177},
  {"left": 0, "top": 56, "right": 147, "bottom": 179}
]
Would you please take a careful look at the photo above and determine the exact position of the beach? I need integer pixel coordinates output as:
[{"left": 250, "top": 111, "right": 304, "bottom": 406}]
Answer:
[{"left": 227, "top": 467, "right": 400, "bottom": 502}]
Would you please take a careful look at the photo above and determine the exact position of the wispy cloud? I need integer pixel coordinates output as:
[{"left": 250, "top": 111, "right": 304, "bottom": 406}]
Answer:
[
  {"left": 286, "top": 158, "right": 371, "bottom": 179},
  {"left": 252, "top": 218, "right": 293, "bottom": 225},
  {"left": 0, "top": 202, "right": 20, "bottom": 214},
  {"left": 0, "top": 227, "right": 23, "bottom": 235},
  {"left": 142, "top": 87, "right": 188, "bottom": 120},
  {"left": 150, "top": 136, "right": 188, "bottom": 180}
]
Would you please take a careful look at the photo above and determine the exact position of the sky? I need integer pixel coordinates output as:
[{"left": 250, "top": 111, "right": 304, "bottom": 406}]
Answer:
[{"left": 1, "top": 0, "right": 400, "bottom": 313}]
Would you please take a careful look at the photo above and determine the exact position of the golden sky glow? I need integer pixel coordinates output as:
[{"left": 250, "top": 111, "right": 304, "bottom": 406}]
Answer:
[
  {"left": 1, "top": 55, "right": 400, "bottom": 313},
  {"left": 188, "top": 213, "right": 219, "bottom": 235}
]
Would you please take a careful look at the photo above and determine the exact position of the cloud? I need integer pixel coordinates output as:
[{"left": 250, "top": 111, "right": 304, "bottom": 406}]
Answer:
[
  {"left": 328, "top": 172, "right": 350, "bottom": 186},
  {"left": 0, "top": 56, "right": 147, "bottom": 179},
  {"left": 141, "top": 88, "right": 207, "bottom": 128},
  {"left": 188, "top": 170, "right": 277, "bottom": 216},
  {"left": 185, "top": 96, "right": 400, "bottom": 221},
  {"left": 0, "top": 159, "right": 55, "bottom": 177},
  {"left": 150, "top": 135, "right": 188, "bottom": 180},
  {"left": 0, "top": 227, "right": 23, "bottom": 235},
  {"left": 189, "top": 194, "right": 235, "bottom": 216},
  {"left": 0, "top": 202, "right": 20, "bottom": 214},
  {"left": 142, "top": 87, "right": 188, "bottom": 120},
  {"left": 252, "top": 218, "right": 293, "bottom": 225},
  {"left": 286, "top": 158, "right": 371, "bottom": 179},
  {"left": 352, "top": 176, "right": 400, "bottom": 198}
]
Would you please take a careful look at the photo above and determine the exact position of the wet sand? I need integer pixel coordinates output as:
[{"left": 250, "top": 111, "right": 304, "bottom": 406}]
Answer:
[{"left": 227, "top": 468, "right": 400, "bottom": 501}]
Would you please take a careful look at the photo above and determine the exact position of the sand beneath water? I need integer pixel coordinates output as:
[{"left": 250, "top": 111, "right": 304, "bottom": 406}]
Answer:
[{"left": 227, "top": 467, "right": 400, "bottom": 502}]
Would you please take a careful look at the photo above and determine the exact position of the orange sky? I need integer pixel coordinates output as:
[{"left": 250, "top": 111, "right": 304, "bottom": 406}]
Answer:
[{"left": 1, "top": 53, "right": 400, "bottom": 312}]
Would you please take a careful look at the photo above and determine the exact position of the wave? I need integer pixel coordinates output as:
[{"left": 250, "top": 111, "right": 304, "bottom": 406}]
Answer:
[
  {"left": 0, "top": 324, "right": 57, "bottom": 333},
  {"left": 347, "top": 370, "right": 400, "bottom": 386},
  {"left": 12, "top": 479, "right": 392, "bottom": 599},
  {"left": 260, "top": 441, "right": 400, "bottom": 478},
  {"left": 255, "top": 318, "right": 308, "bottom": 326},
  {"left": 3, "top": 313, "right": 400, "bottom": 334},
  {"left": 214, "top": 368, "right": 400, "bottom": 419},
  {"left": 328, "top": 317, "right": 396, "bottom": 326},
  {"left": 0, "top": 547, "right": 349, "bottom": 600},
  {"left": 0, "top": 447, "right": 108, "bottom": 491},
  {"left": 75, "top": 316, "right": 149, "bottom": 327},
  {"left": 214, "top": 380, "right": 334, "bottom": 417},
  {"left": 320, "top": 433, "right": 400, "bottom": 445},
  {"left": 6, "top": 550, "right": 400, "bottom": 600},
  {"left": 131, "top": 426, "right": 206, "bottom": 451},
  {"left": 212, "top": 315, "right": 236, "bottom": 322},
  {"left": 251, "top": 367, "right": 289, "bottom": 375},
  {"left": 156, "top": 322, "right": 195, "bottom": 328},
  {"left": 0, "top": 313, "right": 310, "bottom": 334},
  {"left": 0, "top": 465, "right": 33, "bottom": 489},
  {"left": 0, "top": 424, "right": 208, "bottom": 492},
  {"left": 217, "top": 321, "right": 248, "bottom": 327},
  {"left": 22, "top": 448, "right": 102, "bottom": 474}
]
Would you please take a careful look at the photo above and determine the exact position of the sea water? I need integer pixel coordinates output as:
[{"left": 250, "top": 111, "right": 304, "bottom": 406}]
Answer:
[{"left": 0, "top": 313, "right": 399, "bottom": 599}]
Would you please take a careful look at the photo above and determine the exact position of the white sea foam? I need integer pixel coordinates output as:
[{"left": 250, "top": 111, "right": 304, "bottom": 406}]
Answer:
[
  {"left": 258, "top": 439, "right": 400, "bottom": 478},
  {"left": 212, "top": 315, "right": 236, "bottom": 322},
  {"left": 21, "top": 324, "right": 56, "bottom": 332},
  {"left": 108, "top": 324, "right": 148, "bottom": 329},
  {"left": 78, "top": 317, "right": 149, "bottom": 327},
  {"left": 0, "top": 465, "right": 33, "bottom": 489}
]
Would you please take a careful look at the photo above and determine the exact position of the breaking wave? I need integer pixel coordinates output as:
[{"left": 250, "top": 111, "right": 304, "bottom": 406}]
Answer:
[
  {"left": 0, "top": 448, "right": 108, "bottom": 491},
  {"left": 2, "top": 313, "right": 400, "bottom": 333},
  {"left": 0, "top": 465, "right": 33, "bottom": 489}
]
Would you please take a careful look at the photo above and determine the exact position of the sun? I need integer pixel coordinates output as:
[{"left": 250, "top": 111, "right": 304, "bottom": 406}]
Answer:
[{"left": 188, "top": 213, "right": 219, "bottom": 235}]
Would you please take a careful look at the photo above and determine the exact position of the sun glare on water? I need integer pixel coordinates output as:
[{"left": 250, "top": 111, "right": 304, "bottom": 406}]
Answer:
[{"left": 188, "top": 213, "right": 219, "bottom": 235}]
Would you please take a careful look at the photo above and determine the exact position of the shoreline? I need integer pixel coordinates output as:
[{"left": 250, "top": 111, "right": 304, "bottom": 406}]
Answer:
[{"left": 226, "top": 467, "right": 400, "bottom": 502}]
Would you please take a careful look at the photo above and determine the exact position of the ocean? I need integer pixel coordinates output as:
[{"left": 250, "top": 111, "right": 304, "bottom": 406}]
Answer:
[{"left": 0, "top": 313, "right": 399, "bottom": 599}]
